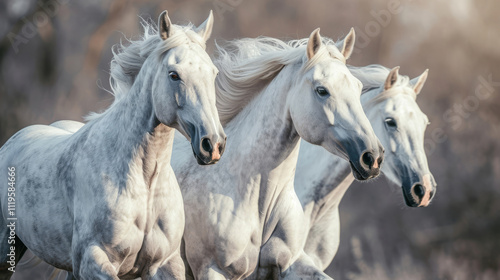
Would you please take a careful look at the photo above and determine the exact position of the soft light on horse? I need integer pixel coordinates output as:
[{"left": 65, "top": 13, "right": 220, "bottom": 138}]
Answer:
[
  {"left": 154, "top": 11, "right": 226, "bottom": 165},
  {"left": 290, "top": 29, "right": 384, "bottom": 180},
  {"left": 173, "top": 28, "right": 385, "bottom": 280},
  {"left": 294, "top": 64, "right": 438, "bottom": 271},
  {"left": 360, "top": 66, "right": 437, "bottom": 207},
  {"left": 0, "top": 10, "right": 226, "bottom": 279}
]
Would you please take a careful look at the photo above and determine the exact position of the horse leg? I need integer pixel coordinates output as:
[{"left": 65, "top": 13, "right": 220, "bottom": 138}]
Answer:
[
  {"left": 197, "top": 264, "right": 227, "bottom": 280},
  {"left": 257, "top": 195, "right": 333, "bottom": 280},
  {"left": 147, "top": 250, "right": 185, "bottom": 280},
  {"left": 257, "top": 237, "right": 321, "bottom": 280},
  {"left": 72, "top": 244, "right": 119, "bottom": 280},
  {"left": 280, "top": 252, "right": 332, "bottom": 280},
  {"left": 180, "top": 239, "right": 195, "bottom": 280},
  {"left": 303, "top": 207, "right": 341, "bottom": 271},
  {"left": 0, "top": 218, "right": 27, "bottom": 280}
]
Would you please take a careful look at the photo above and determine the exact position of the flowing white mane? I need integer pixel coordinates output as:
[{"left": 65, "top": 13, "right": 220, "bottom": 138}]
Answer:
[
  {"left": 86, "top": 19, "right": 206, "bottom": 121},
  {"left": 214, "top": 36, "right": 346, "bottom": 125},
  {"left": 349, "top": 64, "right": 415, "bottom": 106}
]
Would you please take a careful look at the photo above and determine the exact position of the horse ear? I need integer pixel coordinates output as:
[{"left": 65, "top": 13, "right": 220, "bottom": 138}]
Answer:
[
  {"left": 195, "top": 10, "right": 214, "bottom": 42},
  {"left": 410, "top": 69, "right": 429, "bottom": 95},
  {"left": 158, "top": 10, "right": 172, "bottom": 40},
  {"left": 306, "top": 28, "right": 322, "bottom": 60},
  {"left": 384, "top": 66, "right": 400, "bottom": 90},
  {"left": 338, "top": 28, "right": 355, "bottom": 60}
]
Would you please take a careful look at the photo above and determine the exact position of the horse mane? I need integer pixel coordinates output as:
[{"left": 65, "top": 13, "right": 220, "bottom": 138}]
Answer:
[
  {"left": 348, "top": 64, "right": 415, "bottom": 106},
  {"left": 214, "top": 36, "right": 346, "bottom": 125},
  {"left": 86, "top": 19, "right": 206, "bottom": 121}
]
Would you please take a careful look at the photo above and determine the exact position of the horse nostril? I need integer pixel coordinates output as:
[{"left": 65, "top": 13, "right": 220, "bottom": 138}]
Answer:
[
  {"left": 377, "top": 156, "right": 383, "bottom": 166},
  {"left": 362, "top": 152, "right": 375, "bottom": 169},
  {"left": 413, "top": 184, "right": 425, "bottom": 199},
  {"left": 218, "top": 142, "right": 225, "bottom": 155},
  {"left": 201, "top": 137, "right": 213, "bottom": 153}
]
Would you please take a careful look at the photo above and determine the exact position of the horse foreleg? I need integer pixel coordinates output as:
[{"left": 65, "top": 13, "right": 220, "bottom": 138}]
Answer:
[
  {"left": 197, "top": 264, "right": 228, "bottom": 280},
  {"left": 146, "top": 250, "right": 185, "bottom": 280},
  {"left": 280, "top": 252, "right": 332, "bottom": 280},
  {"left": 72, "top": 244, "right": 119, "bottom": 280},
  {"left": 303, "top": 207, "right": 341, "bottom": 271}
]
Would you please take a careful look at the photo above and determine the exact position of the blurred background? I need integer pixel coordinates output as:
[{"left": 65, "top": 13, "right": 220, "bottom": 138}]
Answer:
[{"left": 1, "top": 0, "right": 499, "bottom": 279}]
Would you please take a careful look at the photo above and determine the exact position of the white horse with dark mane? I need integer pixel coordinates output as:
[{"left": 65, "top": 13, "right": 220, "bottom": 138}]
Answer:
[
  {"left": 172, "top": 29, "right": 384, "bottom": 279},
  {"left": 0, "top": 11, "right": 225, "bottom": 279},
  {"left": 294, "top": 65, "right": 437, "bottom": 271}
]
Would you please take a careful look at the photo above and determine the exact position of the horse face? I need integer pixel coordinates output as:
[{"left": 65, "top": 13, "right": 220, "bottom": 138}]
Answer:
[
  {"left": 290, "top": 29, "right": 384, "bottom": 181},
  {"left": 367, "top": 69, "right": 437, "bottom": 207},
  {"left": 152, "top": 11, "right": 226, "bottom": 165}
]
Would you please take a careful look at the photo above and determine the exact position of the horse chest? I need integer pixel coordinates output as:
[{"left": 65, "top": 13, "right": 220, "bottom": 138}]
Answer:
[{"left": 103, "top": 174, "right": 184, "bottom": 275}]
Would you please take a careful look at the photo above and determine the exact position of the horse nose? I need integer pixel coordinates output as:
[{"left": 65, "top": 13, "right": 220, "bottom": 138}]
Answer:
[
  {"left": 200, "top": 136, "right": 225, "bottom": 162},
  {"left": 429, "top": 189, "right": 435, "bottom": 201},
  {"left": 411, "top": 174, "right": 435, "bottom": 207},
  {"left": 201, "top": 137, "right": 213, "bottom": 154},
  {"left": 361, "top": 151, "right": 383, "bottom": 172},
  {"left": 362, "top": 152, "right": 374, "bottom": 168},
  {"left": 413, "top": 184, "right": 425, "bottom": 199}
]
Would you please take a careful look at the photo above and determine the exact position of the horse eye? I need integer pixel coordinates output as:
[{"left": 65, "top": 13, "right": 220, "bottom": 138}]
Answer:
[
  {"left": 385, "top": 118, "right": 397, "bottom": 128},
  {"left": 169, "top": 71, "right": 181, "bottom": 81},
  {"left": 315, "top": 86, "right": 329, "bottom": 97}
]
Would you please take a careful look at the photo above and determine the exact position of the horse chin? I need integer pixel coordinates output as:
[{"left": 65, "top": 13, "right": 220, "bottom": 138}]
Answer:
[
  {"left": 349, "top": 161, "right": 368, "bottom": 181},
  {"left": 195, "top": 155, "right": 219, "bottom": 166},
  {"left": 195, "top": 156, "right": 209, "bottom": 165},
  {"left": 402, "top": 188, "right": 419, "bottom": 207},
  {"left": 192, "top": 146, "right": 218, "bottom": 166}
]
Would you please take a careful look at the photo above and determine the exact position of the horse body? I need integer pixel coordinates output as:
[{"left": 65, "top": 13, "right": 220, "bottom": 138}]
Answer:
[
  {"left": 295, "top": 65, "right": 437, "bottom": 271},
  {"left": 174, "top": 69, "right": 308, "bottom": 279},
  {"left": 1, "top": 93, "right": 182, "bottom": 277},
  {"left": 174, "top": 30, "right": 383, "bottom": 279},
  {"left": 0, "top": 11, "right": 225, "bottom": 279}
]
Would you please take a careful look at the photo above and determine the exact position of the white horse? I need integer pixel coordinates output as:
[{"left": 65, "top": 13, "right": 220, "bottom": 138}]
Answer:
[
  {"left": 171, "top": 29, "right": 384, "bottom": 280},
  {"left": 294, "top": 65, "right": 437, "bottom": 271},
  {"left": 0, "top": 10, "right": 226, "bottom": 280}
]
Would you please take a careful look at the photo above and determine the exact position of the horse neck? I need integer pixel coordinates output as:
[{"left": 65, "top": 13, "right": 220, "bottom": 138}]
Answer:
[
  {"left": 305, "top": 87, "right": 382, "bottom": 208},
  {"left": 302, "top": 86, "right": 380, "bottom": 220},
  {"left": 304, "top": 152, "right": 354, "bottom": 221},
  {"left": 360, "top": 86, "right": 382, "bottom": 106},
  {"left": 83, "top": 61, "right": 175, "bottom": 186},
  {"left": 224, "top": 66, "right": 301, "bottom": 195},
  {"left": 305, "top": 88, "right": 384, "bottom": 220}
]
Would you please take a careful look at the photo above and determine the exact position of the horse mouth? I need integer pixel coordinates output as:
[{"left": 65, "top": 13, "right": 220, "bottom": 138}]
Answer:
[
  {"left": 349, "top": 161, "right": 368, "bottom": 181},
  {"left": 402, "top": 188, "right": 419, "bottom": 207},
  {"left": 192, "top": 146, "right": 219, "bottom": 166},
  {"left": 195, "top": 154, "right": 219, "bottom": 165}
]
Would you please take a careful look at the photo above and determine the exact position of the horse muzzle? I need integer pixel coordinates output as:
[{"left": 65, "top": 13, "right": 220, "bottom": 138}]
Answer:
[{"left": 402, "top": 174, "right": 436, "bottom": 207}]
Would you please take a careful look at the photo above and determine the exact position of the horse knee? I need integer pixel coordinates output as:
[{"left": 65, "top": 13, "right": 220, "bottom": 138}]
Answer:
[
  {"left": 281, "top": 254, "right": 332, "bottom": 280},
  {"left": 73, "top": 245, "right": 118, "bottom": 280},
  {"left": 148, "top": 254, "right": 186, "bottom": 280}
]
